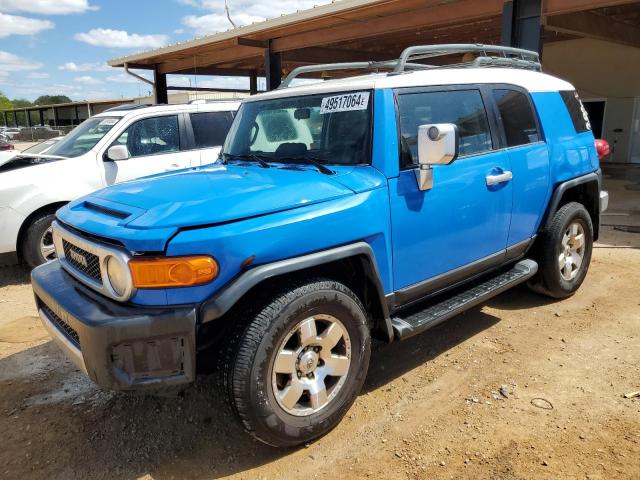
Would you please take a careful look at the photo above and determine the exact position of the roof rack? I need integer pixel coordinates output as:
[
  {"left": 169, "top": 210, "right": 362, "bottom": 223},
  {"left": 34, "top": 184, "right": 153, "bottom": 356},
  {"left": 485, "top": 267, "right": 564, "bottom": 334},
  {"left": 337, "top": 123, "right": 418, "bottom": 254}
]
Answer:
[{"left": 279, "top": 43, "right": 541, "bottom": 88}]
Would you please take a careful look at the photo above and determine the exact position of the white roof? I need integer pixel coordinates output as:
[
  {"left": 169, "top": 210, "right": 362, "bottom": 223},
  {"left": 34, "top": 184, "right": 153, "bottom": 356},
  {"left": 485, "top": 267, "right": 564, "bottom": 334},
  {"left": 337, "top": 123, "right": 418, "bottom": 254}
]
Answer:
[
  {"left": 245, "top": 68, "right": 574, "bottom": 102},
  {"left": 93, "top": 100, "right": 241, "bottom": 118}
]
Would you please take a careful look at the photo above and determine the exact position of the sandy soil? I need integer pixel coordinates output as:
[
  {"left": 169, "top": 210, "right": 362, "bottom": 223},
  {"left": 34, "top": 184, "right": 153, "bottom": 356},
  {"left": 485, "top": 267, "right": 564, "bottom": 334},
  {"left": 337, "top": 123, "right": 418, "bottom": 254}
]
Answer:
[{"left": 0, "top": 167, "right": 638, "bottom": 480}]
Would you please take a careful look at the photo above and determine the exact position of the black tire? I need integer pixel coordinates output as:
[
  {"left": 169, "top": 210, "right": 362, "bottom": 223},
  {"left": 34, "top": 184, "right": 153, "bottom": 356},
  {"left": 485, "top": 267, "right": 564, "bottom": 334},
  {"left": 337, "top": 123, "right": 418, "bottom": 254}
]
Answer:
[
  {"left": 219, "top": 278, "right": 371, "bottom": 447},
  {"left": 528, "top": 202, "right": 593, "bottom": 299},
  {"left": 22, "top": 212, "right": 57, "bottom": 269}
]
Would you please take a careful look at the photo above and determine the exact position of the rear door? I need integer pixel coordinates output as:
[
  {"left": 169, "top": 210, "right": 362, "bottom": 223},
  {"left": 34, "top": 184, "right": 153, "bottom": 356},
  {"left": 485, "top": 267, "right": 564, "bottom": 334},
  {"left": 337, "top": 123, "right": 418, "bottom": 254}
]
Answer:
[
  {"left": 490, "top": 86, "right": 549, "bottom": 249},
  {"left": 188, "top": 110, "right": 235, "bottom": 166},
  {"left": 389, "top": 86, "right": 513, "bottom": 298},
  {"left": 103, "top": 113, "right": 194, "bottom": 184}
]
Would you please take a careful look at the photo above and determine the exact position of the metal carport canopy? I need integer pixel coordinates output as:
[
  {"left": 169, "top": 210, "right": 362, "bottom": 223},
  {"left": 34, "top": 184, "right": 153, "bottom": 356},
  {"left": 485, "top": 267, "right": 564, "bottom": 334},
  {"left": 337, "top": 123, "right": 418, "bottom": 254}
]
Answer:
[{"left": 107, "top": 0, "right": 640, "bottom": 85}]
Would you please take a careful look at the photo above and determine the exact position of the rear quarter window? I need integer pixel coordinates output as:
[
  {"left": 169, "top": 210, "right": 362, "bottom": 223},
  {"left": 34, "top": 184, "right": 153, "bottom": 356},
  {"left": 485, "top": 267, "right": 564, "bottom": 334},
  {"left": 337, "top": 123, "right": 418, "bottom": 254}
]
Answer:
[
  {"left": 493, "top": 89, "right": 541, "bottom": 147},
  {"left": 560, "top": 90, "right": 591, "bottom": 133}
]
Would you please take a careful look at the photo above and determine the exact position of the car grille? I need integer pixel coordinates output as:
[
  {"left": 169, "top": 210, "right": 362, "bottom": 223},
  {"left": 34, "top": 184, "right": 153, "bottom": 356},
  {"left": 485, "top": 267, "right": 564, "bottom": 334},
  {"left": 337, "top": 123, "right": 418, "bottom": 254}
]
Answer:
[
  {"left": 62, "top": 239, "right": 102, "bottom": 284},
  {"left": 38, "top": 299, "right": 80, "bottom": 348}
]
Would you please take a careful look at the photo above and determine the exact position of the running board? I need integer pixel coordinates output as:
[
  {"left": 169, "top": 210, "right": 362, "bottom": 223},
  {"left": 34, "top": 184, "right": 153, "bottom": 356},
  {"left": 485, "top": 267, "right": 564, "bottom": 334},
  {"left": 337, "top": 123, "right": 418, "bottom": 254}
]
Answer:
[{"left": 391, "top": 259, "right": 538, "bottom": 340}]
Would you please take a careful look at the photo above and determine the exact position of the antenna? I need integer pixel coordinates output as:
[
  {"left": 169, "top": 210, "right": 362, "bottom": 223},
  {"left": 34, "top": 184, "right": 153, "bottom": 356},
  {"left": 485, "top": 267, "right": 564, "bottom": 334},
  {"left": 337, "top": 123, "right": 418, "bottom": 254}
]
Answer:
[{"left": 224, "top": 0, "right": 237, "bottom": 28}]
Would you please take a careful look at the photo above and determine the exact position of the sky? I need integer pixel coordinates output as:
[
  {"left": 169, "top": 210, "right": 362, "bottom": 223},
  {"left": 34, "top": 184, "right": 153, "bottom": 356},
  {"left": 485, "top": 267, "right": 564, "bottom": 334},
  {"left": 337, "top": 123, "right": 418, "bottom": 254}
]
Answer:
[{"left": 0, "top": 0, "right": 332, "bottom": 102}]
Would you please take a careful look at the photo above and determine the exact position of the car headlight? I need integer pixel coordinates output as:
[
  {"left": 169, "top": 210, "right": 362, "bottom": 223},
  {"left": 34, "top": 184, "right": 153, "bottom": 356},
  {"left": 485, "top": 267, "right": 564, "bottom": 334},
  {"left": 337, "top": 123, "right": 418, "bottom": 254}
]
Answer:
[{"left": 106, "top": 255, "right": 130, "bottom": 297}]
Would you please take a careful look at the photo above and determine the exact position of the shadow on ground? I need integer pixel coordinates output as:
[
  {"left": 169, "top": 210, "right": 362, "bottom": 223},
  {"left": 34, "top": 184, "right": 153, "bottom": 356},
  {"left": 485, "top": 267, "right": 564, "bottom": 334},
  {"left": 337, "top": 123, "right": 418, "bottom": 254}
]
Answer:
[{"left": 0, "top": 264, "right": 30, "bottom": 288}]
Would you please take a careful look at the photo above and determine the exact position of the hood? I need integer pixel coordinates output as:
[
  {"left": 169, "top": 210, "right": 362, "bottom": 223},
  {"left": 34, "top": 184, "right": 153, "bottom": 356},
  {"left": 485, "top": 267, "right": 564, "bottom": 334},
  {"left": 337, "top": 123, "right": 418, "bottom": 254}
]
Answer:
[
  {"left": 59, "top": 164, "right": 365, "bottom": 251},
  {"left": 0, "top": 153, "right": 65, "bottom": 173}
]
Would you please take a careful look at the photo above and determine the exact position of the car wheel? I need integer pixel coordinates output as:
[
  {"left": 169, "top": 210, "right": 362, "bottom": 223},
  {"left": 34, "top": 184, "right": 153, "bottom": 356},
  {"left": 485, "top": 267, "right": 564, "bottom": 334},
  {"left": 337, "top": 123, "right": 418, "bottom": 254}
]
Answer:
[
  {"left": 528, "top": 202, "right": 593, "bottom": 299},
  {"left": 220, "top": 278, "right": 371, "bottom": 447},
  {"left": 22, "top": 213, "right": 57, "bottom": 269}
]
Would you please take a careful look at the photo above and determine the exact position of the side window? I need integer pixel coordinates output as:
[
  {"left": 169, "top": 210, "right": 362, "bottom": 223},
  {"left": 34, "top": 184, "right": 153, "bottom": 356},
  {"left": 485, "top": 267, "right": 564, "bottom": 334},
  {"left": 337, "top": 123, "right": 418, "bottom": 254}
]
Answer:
[
  {"left": 493, "top": 89, "right": 540, "bottom": 147},
  {"left": 397, "top": 89, "right": 492, "bottom": 167},
  {"left": 190, "top": 111, "right": 234, "bottom": 148},
  {"left": 113, "top": 115, "right": 179, "bottom": 158},
  {"left": 560, "top": 90, "right": 591, "bottom": 133}
]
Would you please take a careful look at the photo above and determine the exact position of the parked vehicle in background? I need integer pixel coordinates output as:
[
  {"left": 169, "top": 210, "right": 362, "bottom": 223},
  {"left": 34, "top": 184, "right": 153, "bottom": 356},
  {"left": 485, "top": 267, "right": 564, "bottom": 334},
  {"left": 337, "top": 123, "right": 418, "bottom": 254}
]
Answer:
[
  {"left": 2, "top": 128, "right": 21, "bottom": 140},
  {"left": 0, "top": 100, "right": 240, "bottom": 267},
  {"left": 31, "top": 45, "right": 608, "bottom": 447},
  {"left": 0, "top": 141, "right": 14, "bottom": 151},
  {"left": 17, "top": 125, "right": 64, "bottom": 141}
]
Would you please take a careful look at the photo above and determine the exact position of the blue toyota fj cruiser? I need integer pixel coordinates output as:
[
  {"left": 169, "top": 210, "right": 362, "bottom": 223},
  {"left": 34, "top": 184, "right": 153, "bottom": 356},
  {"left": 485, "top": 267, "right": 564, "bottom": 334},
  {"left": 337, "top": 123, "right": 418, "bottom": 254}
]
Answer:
[{"left": 32, "top": 45, "right": 609, "bottom": 447}]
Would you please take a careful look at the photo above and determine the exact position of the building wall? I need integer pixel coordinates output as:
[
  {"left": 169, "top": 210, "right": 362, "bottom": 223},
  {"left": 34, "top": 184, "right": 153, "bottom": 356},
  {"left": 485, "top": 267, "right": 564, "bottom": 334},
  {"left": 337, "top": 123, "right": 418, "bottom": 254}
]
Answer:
[{"left": 543, "top": 38, "right": 640, "bottom": 163}]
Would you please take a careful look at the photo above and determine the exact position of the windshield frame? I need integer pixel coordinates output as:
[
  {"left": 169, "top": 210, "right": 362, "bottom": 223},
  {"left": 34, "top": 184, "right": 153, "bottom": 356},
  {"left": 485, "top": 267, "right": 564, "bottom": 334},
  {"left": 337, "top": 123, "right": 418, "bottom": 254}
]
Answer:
[
  {"left": 46, "top": 116, "right": 122, "bottom": 158},
  {"left": 222, "top": 90, "right": 374, "bottom": 167}
]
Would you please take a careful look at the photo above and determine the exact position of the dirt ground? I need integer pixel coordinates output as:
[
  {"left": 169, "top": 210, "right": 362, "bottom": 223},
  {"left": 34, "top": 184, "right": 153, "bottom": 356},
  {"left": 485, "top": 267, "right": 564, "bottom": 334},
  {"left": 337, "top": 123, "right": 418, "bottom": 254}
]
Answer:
[{"left": 1, "top": 166, "right": 638, "bottom": 480}]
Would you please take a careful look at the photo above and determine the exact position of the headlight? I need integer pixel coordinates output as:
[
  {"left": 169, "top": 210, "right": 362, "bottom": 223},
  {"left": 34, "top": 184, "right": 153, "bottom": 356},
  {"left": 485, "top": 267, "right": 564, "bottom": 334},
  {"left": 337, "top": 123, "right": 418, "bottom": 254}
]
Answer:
[{"left": 106, "top": 255, "right": 129, "bottom": 296}]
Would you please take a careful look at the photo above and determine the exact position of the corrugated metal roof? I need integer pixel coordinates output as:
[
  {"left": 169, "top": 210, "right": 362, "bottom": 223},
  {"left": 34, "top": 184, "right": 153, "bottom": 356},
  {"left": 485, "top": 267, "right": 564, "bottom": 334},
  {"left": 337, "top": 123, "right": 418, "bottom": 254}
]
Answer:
[{"left": 108, "top": 0, "right": 385, "bottom": 67}]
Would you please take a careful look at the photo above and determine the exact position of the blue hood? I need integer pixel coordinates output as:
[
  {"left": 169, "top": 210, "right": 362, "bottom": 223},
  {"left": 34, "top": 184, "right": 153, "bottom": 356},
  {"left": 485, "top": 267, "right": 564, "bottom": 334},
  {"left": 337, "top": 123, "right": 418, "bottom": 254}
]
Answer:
[{"left": 58, "top": 164, "right": 385, "bottom": 252}]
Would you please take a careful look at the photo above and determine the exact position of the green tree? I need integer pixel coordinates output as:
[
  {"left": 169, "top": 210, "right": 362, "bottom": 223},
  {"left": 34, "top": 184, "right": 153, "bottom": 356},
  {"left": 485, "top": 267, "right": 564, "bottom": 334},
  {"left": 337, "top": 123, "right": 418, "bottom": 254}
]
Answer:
[
  {"left": 0, "top": 92, "right": 12, "bottom": 126},
  {"left": 12, "top": 98, "right": 32, "bottom": 107},
  {"left": 33, "top": 95, "right": 72, "bottom": 106}
]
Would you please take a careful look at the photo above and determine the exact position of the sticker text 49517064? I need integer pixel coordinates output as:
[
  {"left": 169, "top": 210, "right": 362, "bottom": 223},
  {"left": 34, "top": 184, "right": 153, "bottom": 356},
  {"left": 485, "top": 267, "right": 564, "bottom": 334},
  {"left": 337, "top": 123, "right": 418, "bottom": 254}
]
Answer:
[{"left": 320, "top": 91, "right": 370, "bottom": 114}]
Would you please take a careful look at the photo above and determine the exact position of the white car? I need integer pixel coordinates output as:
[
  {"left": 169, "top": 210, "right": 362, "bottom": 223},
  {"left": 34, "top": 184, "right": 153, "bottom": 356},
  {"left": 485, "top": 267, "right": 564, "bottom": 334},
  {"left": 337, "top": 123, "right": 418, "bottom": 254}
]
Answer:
[{"left": 0, "top": 101, "right": 240, "bottom": 267}]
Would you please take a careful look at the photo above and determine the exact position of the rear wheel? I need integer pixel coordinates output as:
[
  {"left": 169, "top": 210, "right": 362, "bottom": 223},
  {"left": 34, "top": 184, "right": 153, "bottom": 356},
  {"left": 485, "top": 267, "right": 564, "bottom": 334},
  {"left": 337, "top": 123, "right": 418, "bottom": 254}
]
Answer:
[
  {"left": 22, "top": 213, "right": 57, "bottom": 269},
  {"left": 220, "top": 278, "right": 371, "bottom": 447},
  {"left": 528, "top": 202, "right": 593, "bottom": 298}
]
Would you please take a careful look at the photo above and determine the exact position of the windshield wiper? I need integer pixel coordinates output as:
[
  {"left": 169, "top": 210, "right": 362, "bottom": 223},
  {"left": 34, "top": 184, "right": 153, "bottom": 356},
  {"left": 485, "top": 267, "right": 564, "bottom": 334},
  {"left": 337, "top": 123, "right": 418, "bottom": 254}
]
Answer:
[
  {"left": 275, "top": 155, "right": 334, "bottom": 175},
  {"left": 221, "top": 153, "right": 271, "bottom": 168}
]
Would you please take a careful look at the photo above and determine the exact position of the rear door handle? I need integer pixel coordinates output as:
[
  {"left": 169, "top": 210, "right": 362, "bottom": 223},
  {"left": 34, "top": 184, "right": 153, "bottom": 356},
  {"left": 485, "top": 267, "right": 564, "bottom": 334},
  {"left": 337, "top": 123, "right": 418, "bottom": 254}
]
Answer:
[{"left": 486, "top": 171, "right": 513, "bottom": 186}]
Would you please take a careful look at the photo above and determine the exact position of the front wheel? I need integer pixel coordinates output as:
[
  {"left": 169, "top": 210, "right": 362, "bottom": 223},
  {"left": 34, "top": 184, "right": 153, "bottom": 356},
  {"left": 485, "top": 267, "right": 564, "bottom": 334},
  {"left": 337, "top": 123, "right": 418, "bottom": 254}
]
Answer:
[
  {"left": 220, "top": 278, "right": 371, "bottom": 447},
  {"left": 529, "top": 202, "right": 593, "bottom": 298},
  {"left": 22, "top": 212, "right": 57, "bottom": 269}
]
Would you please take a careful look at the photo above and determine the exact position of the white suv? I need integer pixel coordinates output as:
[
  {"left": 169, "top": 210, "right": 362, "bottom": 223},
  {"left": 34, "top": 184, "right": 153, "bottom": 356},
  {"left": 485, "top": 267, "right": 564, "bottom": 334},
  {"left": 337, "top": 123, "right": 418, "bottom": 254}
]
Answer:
[{"left": 0, "top": 101, "right": 240, "bottom": 267}]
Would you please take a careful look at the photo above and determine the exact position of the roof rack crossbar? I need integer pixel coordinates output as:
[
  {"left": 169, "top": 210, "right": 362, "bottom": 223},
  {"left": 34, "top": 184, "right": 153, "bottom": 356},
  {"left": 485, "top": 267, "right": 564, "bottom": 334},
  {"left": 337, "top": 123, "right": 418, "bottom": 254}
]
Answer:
[
  {"left": 394, "top": 43, "right": 540, "bottom": 73},
  {"left": 278, "top": 44, "right": 541, "bottom": 89},
  {"left": 280, "top": 60, "right": 428, "bottom": 88}
]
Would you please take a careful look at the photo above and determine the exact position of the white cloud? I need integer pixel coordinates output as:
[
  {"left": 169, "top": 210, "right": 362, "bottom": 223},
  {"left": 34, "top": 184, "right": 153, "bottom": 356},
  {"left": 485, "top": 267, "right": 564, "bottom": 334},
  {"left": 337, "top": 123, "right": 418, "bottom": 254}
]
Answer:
[
  {"left": 0, "top": 51, "right": 43, "bottom": 71},
  {"left": 74, "top": 28, "right": 169, "bottom": 48},
  {"left": 179, "top": 0, "right": 332, "bottom": 36},
  {"left": 75, "top": 75, "right": 102, "bottom": 85},
  {"left": 0, "top": 0, "right": 96, "bottom": 15},
  {"left": 28, "top": 72, "right": 49, "bottom": 79},
  {"left": 58, "top": 61, "right": 110, "bottom": 72},
  {"left": 0, "top": 12, "right": 54, "bottom": 38}
]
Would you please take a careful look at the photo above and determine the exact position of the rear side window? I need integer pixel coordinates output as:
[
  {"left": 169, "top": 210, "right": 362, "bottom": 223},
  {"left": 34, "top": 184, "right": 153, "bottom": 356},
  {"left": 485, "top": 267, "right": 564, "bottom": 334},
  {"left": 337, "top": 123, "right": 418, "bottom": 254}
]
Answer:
[
  {"left": 560, "top": 90, "right": 591, "bottom": 133},
  {"left": 493, "top": 89, "right": 540, "bottom": 147},
  {"left": 397, "top": 89, "right": 492, "bottom": 167},
  {"left": 190, "top": 111, "right": 234, "bottom": 148}
]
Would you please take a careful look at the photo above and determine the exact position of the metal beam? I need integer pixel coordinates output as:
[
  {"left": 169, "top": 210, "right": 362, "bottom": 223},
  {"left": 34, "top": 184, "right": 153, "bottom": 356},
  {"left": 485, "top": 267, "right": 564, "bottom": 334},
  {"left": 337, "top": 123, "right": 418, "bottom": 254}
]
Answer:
[
  {"left": 167, "top": 86, "right": 251, "bottom": 93},
  {"left": 501, "top": 0, "right": 542, "bottom": 54},
  {"left": 265, "top": 42, "right": 282, "bottom": 90},
  {"left": 235, "top": 37, "right": 268, "bottom": 48},
  {"left": 544, "top": 0, "right": 637, "bottom": 16},
  {"left": 154, "top": 68, "right": 168, "bottom": 104},
  {"left": 544, "top": 10, "right": 640, "bottom": 48}
]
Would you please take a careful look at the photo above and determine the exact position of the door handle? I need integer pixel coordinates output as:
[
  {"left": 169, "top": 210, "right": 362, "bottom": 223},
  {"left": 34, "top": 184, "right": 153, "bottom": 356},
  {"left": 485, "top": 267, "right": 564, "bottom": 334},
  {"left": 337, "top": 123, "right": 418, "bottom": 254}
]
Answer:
[{"left": 486, "top": 171, "right": 513, "bottom": 186}]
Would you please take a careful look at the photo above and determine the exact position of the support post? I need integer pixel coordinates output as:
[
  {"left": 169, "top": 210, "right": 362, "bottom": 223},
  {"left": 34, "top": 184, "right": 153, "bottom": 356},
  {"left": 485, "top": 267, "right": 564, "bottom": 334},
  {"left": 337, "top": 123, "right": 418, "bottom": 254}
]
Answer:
[
  {"left": 26, "top": 109, "right": 32, "bottom": 127},
  {"left": 501, "top": 0, "right": 542, "bottom": 55},
  {"left": 38, "top": 109, "right": 44, "bottom": 126},
  {"left": 249, "top": 70, "right": 258, "bottom": 95},
  {"left": 154, "top": 67, "right": 168, "bottom": 104},
  {"left": 74, "top": 105, "right": 80, "bottom": 125},
  {"left": 2, "top": 111, "right": 6, "bottom": 127},
  {"left": 52, "top": 107, "right": 59, "bottom": 127},
  {"left": 264, "top": 42, "right": 281, "bottom": 90}
]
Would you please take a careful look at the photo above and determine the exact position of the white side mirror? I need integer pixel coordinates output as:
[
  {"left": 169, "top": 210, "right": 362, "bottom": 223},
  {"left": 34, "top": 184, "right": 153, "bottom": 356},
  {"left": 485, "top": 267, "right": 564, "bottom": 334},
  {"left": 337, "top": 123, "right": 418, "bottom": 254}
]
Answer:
[
  {"left": 106, "top": 145, "right": 129, "bottom": 162},
  {"left": 415, "top": 123, "right": 459, "bottom": 191}
]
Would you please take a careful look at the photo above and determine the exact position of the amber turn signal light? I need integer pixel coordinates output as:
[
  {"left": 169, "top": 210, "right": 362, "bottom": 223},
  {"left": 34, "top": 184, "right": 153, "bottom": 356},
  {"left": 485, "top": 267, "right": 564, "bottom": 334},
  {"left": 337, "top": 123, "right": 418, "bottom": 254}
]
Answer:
[{"left": 129, "top": 256, "right": 218, "bottom": 288}]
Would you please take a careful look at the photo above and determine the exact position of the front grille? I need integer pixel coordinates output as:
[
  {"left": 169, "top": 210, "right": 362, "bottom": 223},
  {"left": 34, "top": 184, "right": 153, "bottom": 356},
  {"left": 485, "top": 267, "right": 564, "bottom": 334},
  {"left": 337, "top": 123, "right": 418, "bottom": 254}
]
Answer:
[
  {"left": 38, "top": 299, "right": 80, "bottom": 348},
  {"left": 62, "top": 239, "right": 102, "bottom": 283}
]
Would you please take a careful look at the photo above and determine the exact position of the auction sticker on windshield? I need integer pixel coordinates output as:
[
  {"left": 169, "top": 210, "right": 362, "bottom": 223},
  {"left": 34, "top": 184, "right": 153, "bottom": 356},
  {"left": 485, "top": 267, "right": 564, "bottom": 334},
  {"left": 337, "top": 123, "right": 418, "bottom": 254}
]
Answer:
[{"left": 320, "top": 91, "right": 370, "bottom": 114}]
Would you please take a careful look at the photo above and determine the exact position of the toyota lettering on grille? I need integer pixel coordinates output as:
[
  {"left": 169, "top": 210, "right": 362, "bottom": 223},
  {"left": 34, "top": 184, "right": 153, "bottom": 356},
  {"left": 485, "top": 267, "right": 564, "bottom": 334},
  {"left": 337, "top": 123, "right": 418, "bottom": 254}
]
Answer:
[{"left": 69, "top": 249, "right": 88, "bottom": 268}]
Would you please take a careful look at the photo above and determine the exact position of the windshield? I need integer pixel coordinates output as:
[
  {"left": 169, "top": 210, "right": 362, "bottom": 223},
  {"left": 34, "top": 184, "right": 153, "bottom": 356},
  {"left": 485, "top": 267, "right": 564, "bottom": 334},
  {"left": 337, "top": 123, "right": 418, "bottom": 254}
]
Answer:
[
  {"left": 223, "top": 90, "right": 372, "bottom": 166},
  {"left": 47, "top": 116, "right": 120, "bottom": 158},
  {"left": 23, "top": 138, "right": 61, "bottom": 155}
]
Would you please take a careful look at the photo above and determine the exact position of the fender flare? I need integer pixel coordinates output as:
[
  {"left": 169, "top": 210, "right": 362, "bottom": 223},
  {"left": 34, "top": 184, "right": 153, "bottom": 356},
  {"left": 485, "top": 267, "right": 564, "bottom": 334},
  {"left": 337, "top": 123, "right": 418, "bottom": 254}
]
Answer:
[
  {"left": 199, "top": 242, "right": 393, "bottom": 340},
  {"left": 541, "top": 170, "right": 601, "bottom": 237}
]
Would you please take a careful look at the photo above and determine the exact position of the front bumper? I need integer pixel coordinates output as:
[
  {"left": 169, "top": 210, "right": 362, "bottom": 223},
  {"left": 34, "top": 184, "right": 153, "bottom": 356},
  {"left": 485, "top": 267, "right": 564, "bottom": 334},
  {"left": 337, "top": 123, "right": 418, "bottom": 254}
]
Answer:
[{"left": 32, "top": 260, "right": 197, "bottom": 391}]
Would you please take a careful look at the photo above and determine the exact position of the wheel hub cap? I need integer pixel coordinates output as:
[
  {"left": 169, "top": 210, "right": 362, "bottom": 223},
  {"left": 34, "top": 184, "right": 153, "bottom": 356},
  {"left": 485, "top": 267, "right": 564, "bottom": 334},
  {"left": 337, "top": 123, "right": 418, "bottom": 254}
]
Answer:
[
  {"left": 558, "top": 221, "right": 586, "bottom": 281},
  {"left": 271, "top": 314, "right": 351, "bottom": 417},
  {"left": 40, "top": 226, "right": 56, "bottom": 262}
]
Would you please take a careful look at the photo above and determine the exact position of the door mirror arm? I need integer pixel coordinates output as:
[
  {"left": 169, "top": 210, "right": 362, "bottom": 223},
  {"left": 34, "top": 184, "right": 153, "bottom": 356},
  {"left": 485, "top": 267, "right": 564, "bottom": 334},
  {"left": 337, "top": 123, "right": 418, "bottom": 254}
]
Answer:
[{"left": 414, "top": 123, "right": 459, "bottom": 191}]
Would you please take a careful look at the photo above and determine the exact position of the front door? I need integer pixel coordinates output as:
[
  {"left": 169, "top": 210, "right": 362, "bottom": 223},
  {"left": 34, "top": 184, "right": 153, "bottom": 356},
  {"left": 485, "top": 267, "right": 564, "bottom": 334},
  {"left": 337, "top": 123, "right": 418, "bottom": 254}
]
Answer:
[
  {"left": 103, "top": 114, "right": 194, "bottom": 185},
  {"left": 390, "top": 87, "right": 513, "bottom": 297}
]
